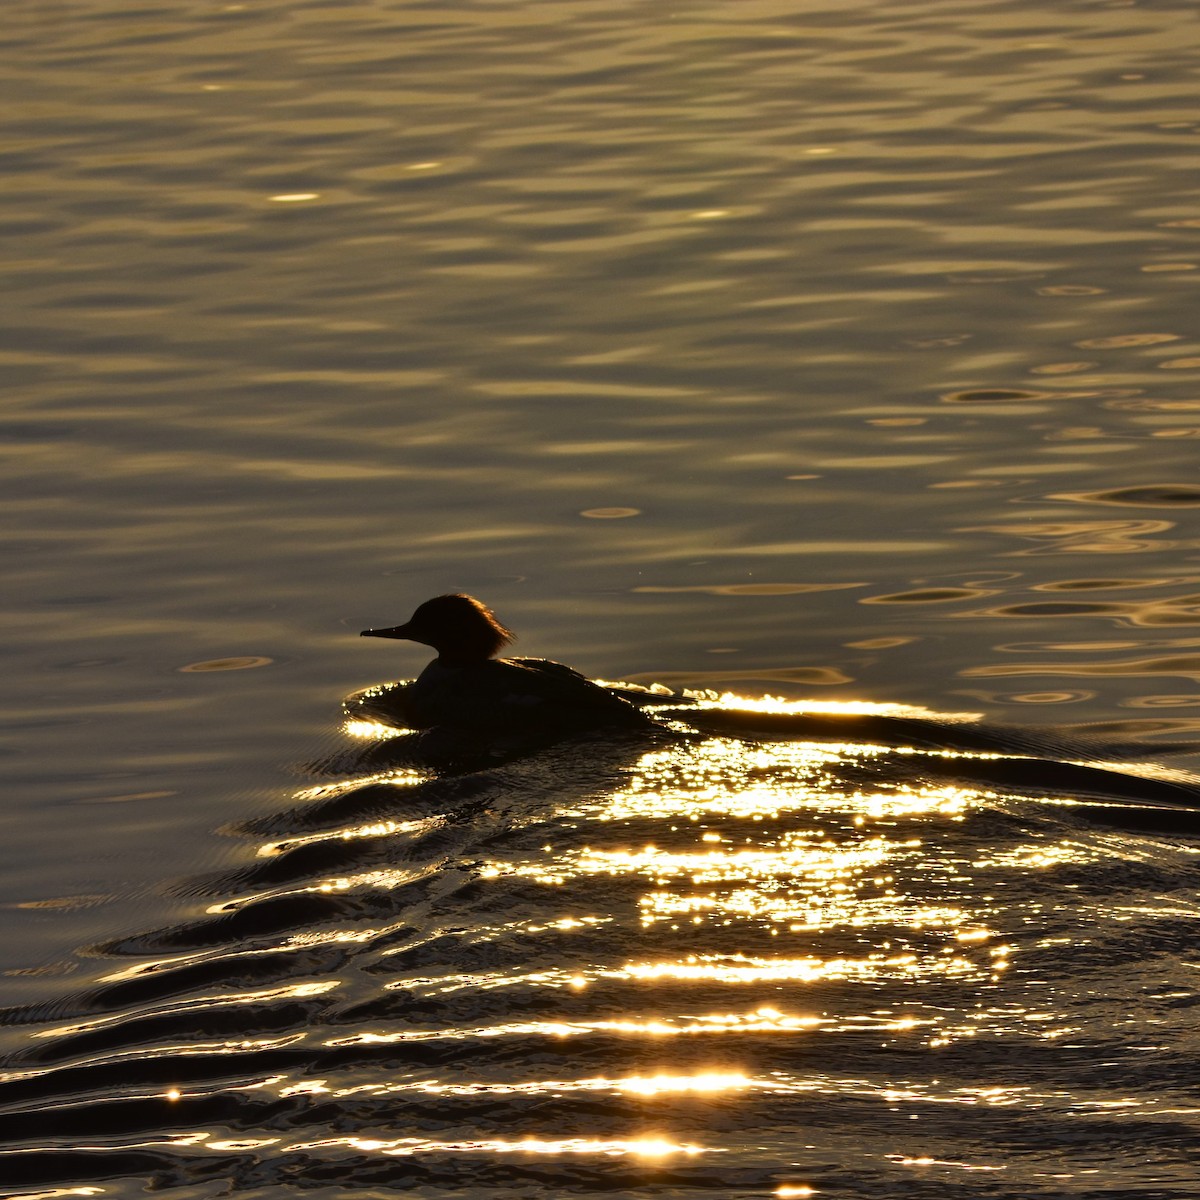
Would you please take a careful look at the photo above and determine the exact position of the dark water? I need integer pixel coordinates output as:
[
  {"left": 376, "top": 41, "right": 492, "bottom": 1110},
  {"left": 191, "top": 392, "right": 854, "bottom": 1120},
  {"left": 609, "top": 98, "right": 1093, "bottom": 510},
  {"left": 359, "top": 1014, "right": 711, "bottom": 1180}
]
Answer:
[{"left": 6, "top": 0, "right": 1200, "bottom": 1193}]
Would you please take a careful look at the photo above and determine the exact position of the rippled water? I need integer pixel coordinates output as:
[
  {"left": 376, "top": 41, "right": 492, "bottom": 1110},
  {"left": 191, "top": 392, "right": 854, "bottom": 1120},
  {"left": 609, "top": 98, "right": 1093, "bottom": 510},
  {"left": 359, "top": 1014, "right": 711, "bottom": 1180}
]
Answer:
[
  {"left": 6, "top": 693, "right": 1200, "bottom": 1196},
  {"left": 6, "top": 0, "right": 1200, "bottom": 1193}
]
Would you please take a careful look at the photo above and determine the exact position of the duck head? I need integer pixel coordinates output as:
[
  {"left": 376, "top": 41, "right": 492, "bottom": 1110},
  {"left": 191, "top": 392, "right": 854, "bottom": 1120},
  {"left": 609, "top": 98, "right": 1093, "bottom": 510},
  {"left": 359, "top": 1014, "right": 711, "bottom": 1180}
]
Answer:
[{"left": 361, "top": 594, "right": 514, "bottom": 664}]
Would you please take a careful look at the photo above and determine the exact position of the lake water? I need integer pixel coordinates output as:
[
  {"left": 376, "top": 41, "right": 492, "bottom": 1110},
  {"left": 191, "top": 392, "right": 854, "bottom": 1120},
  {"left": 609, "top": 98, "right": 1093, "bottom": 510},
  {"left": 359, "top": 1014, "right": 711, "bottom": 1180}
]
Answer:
[{"left": 5, "top": 0, "right": 1200, "bottom": 1194}]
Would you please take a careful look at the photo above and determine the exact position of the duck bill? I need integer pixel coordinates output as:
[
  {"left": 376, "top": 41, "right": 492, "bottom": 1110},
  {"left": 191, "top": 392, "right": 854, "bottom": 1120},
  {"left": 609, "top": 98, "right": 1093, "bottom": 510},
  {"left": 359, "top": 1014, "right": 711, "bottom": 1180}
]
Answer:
[{"left": 360, "top": 623, "right": 414, "bottom": 640}]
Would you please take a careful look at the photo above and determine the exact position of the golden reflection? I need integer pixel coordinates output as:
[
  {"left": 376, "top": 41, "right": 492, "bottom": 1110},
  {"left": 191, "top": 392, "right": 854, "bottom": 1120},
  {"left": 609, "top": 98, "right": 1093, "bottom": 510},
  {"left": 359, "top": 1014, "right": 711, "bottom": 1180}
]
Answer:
[
  {"left": 178, "top": 656, "right": 273, "bottom": 672},
  {"left": 963, "top": 653, "right": 1200, "bottom": 681},
  {"left": 342, "top": 717, "right": 407, "bottom": 740},
  {"left": 31, "top": 982, "right": 336, "bottom": 1039},
  {"left": 622, "top": 951, "right": 979, "bottom": 985},
  {"left": 326, "top": 1008, "right": 929, "bottom": 1046},
  {"left": 642, "top": 874, "right": 965, "bottom": 934},
  {"left": 585, "top": 734, "right": 984, "bottom": 826},
  {"left": 862, "top": 588, "right": 997, "bottom": 605},
  {"left": 617, "top": 1072, "right": 749, "bottom": 1096},
  {"left": 454, "top": 733, "right": 998, "bottom": 949},
  {"left": 480, "top": 827, "right": 970, "bottom": 935},
  {"left": 380, "top": 943, "right": 991, "bottom": 998},
  {"left": 204, "top": 862, "right": 436, "bottom": 914},
  {"left": 580, "top": 506, "right": 640, "bottom": 519},
  {"left": 97, "top": 921, "right": 413, "bottom": 987},
  {"left": 853, "top": 786, "right": 973, "bottom": 820},
  {"left": 1051, "top": 484, "right": 1200, "bottom": 508},
  {"left": 633, "top": 582, "right": 865, "bottom": 596},
  {"left": 15, "top": 1191, "right": 106, "bottom": 1200},
  {"left": 973, "top": 841, "right": 1094, "bottom": 870},
  {"left": 287, "top": 1134, "right": 705, "bottom": 1157},
  {"left": 696, "top": 694, "right": 966, "bottom": 719},
  {"left": 483, "top": 833, "right": 908, "bottom": 911},
  {"left": 260, "top": 1072, "right": 761, "bottom": 1101},
  {"left": 940, "top": 388, "right": 1052, "bottom": 404},
  {"left": 259, "top": 816, "right": 437, "bottom": 858},
  {"left": 1031, "top": 361, "right": 1097, "bottom": 374},
  {"left": 955, "top": 928, "right": 994, "bottom": 943},
  {"left": 962, "top": 518, "right": 1176, "bottom": 554},
  {"left": 382, "top": 966, "right": 589, "bottom": 995},
  {"left": 253, "top": 1068, "right": 1132, "bottom": 1114},
  {"left": 887, "top": 1155, "right": 1005, "bottom": 1172},
  {"left": 563, "top": 839, "right": 894, "bottom": 885},
  {"left": 294, "top": 766, "right": 425, "bottom": 801},
  {"left": 1076, "top": 332, "right": 1181, "bottom": 348},
  {"left": 279, "top": 1080, "right": 331, "bottom": 1097},
  {"left": 643, "top": 666, "right": 855, "bottom": 687},
  {"left": 929, "top": 999, "right": 1086, "bottom": 1046}
]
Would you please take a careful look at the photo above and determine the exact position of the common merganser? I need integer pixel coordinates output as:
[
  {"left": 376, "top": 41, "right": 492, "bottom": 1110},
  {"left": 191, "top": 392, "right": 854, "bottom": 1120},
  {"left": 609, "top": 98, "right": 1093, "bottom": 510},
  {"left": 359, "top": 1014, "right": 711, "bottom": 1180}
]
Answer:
[{"left": 360, "top": 594, "right": 654, "bottom": 733}]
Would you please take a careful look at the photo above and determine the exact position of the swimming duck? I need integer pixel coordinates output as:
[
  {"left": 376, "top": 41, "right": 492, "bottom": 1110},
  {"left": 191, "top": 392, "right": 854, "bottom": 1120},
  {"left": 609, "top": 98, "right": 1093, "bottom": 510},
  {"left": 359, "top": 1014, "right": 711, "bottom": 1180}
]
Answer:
[{"left": 360, "top": 594, "right": 655, "bottom": 734}]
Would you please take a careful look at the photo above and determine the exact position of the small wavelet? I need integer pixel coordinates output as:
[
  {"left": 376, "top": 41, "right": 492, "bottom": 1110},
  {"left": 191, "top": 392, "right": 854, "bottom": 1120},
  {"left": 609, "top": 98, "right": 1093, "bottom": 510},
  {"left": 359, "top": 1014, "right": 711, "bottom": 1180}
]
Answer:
[
  {"left": 862, "top": 587, "right": 996, "bottom": 605},
  {"left": 177, "top": 657, "right": 273, "bottom": 673},
  {"left": 1075, "top": 333, "right": 1182, "bottom": 349},
  {"left": 1052, "top": 485, "right": 1200, "bottom": 508},
  {"left": 939, "top": 388, "right": 1053, "bottom": 403}
]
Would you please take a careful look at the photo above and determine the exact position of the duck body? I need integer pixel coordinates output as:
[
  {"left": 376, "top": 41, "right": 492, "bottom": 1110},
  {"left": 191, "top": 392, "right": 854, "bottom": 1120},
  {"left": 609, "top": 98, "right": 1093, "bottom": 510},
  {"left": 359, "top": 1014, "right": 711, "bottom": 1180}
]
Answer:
[
  {"left": 360, "top": 594, "right": 655, "bottom": 736},
  {"left": 402, "top": 655, "right": 653, "bottom": 732}
]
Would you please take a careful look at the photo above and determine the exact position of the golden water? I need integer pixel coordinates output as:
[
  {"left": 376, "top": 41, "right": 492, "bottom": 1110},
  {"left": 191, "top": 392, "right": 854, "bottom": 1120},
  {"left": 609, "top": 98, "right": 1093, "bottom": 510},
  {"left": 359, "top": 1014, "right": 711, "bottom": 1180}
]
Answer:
[{"left": 5, "top": 0, "right": 1200, "bottom": 1194}]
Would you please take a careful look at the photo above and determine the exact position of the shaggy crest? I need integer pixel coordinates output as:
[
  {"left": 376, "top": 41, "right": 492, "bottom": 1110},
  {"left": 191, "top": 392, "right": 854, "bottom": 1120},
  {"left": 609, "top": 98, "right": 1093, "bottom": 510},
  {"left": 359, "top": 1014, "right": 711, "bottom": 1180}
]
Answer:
[{"left": 361, "top": 593, "right": 514, "bottom": 662}]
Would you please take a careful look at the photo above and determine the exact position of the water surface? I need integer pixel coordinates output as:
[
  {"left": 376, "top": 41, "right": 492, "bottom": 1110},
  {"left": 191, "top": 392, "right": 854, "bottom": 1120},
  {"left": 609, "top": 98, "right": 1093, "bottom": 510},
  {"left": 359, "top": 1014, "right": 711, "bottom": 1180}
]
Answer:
[{"left": 5, "top": 0, "right": 1200, "bottom": 1193}]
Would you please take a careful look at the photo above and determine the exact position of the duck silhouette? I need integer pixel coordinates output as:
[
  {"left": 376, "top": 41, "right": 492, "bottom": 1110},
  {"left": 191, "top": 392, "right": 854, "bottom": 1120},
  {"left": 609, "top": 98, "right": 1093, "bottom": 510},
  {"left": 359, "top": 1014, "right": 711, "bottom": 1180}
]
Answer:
[
  {"left": 349, "top": 597, "right": 1200, "bottom": 819},
  {"left": 360, "top": 594, "right": 656, "bottom": 734}
]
